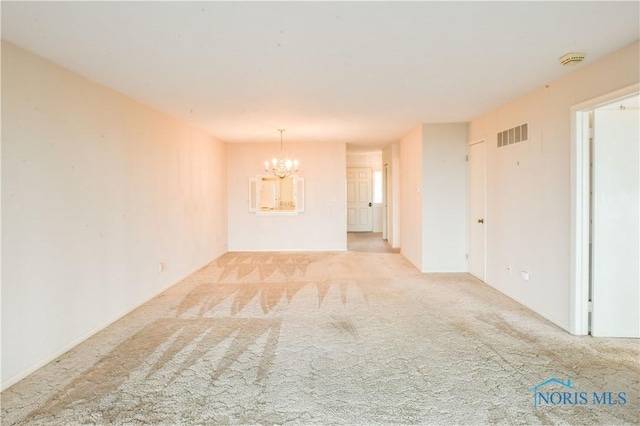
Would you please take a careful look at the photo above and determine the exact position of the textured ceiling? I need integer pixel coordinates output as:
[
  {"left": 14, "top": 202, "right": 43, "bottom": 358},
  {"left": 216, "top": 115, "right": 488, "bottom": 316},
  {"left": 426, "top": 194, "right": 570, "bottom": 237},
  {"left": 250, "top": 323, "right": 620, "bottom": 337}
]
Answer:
[{"left": 2, "top": 1, "right": 639, "bottom": 148}]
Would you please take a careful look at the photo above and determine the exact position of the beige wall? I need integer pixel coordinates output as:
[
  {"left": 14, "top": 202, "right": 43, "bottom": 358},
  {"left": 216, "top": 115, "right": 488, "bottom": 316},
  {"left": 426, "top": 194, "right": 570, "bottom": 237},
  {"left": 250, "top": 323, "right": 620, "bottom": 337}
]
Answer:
[
  {"left": 468, "top": 41, "right": 640, "bottom": 330},
  {"left": 400, "top": 125, "right": 423, "bottom": 269},
  {"left": 422, "top": 123, "right": 468, "bottom": 272},
  {"left": 399, "top": 123, "right": 468, "bottom": 272},
  {"left": 227, "top": 142, "right": 347, "bottom": 251},
  {"left": 1, "top": 41, "right": 228, "bottom": 389},
  {"left": 346, "top": 151, "right": 382, "bottom": 168}
]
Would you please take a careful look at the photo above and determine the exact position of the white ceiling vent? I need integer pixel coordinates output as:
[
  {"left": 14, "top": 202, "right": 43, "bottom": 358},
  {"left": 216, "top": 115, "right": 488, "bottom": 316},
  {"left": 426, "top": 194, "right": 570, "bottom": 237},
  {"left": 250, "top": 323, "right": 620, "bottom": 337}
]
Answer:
[{"left": 559, "top": 52, "right": 586, "bottom": 66}]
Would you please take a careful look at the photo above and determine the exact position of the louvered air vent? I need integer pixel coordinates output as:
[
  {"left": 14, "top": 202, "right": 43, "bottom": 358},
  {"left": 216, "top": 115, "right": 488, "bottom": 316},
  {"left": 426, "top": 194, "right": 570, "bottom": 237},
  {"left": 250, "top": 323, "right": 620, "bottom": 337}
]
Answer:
[{"left": 497, "top": 123, "right": 528, "bottom": 148}]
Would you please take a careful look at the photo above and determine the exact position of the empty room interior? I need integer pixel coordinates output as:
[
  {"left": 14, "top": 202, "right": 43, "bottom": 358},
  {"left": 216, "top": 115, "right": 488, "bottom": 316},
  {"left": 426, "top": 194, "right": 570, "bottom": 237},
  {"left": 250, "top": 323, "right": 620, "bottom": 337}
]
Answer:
[{"left": 1, "top": 2, "right": 639, "bottom": 425}]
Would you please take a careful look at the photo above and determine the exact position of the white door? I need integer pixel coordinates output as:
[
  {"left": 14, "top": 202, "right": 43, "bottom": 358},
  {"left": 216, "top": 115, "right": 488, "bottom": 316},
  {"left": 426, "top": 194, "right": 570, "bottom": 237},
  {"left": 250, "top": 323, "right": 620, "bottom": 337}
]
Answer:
[
  {"left": 468, "top": 141, "right": 486, "bottom": 280},
  {"left": 347, "top": 167, "right": 373, "bottom": 232},
  {"left": 591, "top": 109, "right": 639, "bottom": 337}
]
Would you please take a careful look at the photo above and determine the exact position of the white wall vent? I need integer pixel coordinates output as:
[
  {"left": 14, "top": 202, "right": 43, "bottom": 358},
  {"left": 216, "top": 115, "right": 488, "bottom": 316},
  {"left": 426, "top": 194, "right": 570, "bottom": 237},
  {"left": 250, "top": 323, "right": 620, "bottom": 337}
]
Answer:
[{"left": 497, "top": 123, "right": 528, "bottom": 148}]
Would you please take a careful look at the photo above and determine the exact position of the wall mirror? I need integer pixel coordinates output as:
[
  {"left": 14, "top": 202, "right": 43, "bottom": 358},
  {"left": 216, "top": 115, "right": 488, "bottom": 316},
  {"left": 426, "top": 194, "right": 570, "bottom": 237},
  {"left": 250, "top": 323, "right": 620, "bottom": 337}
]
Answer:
[{"left": 249, "top": 176, "right": 304, "bottom": 215}]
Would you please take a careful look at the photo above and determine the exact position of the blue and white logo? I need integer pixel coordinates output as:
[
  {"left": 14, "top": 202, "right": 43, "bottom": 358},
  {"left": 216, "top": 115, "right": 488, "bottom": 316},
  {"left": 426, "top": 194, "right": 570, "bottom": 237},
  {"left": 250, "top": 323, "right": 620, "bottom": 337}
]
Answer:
[{"left": 530, "top": 378, "right": 627, "bottom": 407}]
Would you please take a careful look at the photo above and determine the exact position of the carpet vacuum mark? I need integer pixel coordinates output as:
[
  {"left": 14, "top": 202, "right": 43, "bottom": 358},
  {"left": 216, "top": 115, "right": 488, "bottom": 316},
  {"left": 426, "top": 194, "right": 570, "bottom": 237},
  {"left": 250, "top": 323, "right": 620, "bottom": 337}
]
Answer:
[{"left": 1, "top": 251, "right": 638, "bottom": 425}]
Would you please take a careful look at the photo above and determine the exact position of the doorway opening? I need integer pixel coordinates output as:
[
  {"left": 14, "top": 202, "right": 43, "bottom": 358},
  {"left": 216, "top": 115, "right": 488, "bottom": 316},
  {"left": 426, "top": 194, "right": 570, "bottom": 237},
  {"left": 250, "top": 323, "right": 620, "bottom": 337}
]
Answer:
[
  {"left": 571, "top": 85, "right": 639, "bottom": 337},
  {"left": 346, "top": 147, "right": 388, "bottom": 249}
]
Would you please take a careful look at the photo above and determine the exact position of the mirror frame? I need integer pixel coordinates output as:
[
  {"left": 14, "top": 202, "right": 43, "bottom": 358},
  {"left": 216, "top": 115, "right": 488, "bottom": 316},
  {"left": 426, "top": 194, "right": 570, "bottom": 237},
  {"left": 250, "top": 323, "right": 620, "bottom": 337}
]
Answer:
[{"left": 249, "top": 176, "right": 304, "bottom": 215}]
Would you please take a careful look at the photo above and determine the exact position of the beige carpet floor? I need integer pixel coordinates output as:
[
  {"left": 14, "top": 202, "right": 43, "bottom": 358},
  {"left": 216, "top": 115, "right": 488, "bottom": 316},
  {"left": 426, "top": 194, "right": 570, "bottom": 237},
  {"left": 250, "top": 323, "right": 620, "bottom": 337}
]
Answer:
[
  {"left": 1, "top": 249, "right": 638, "bottom": 425},
  {"left": 347, "top": 232, "right": 400, "bottom": 253}
]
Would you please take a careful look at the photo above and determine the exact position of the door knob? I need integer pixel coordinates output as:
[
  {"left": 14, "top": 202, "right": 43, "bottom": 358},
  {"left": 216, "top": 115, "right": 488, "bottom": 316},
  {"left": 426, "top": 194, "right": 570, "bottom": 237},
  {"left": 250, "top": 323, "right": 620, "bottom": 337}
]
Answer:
[{"left": 477, "top": 218, "right": 484, "bottom": 224}]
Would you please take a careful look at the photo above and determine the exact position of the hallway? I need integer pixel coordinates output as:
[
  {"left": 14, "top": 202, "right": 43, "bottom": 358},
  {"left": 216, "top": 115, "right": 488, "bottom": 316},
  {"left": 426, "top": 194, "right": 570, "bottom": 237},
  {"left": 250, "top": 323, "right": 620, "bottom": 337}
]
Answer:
[
  {"left": 347, "top": 232, "right": 400, "bottom": 253},
  {"left": 1, "top": 251, "right": 637, "bottom": 425}
]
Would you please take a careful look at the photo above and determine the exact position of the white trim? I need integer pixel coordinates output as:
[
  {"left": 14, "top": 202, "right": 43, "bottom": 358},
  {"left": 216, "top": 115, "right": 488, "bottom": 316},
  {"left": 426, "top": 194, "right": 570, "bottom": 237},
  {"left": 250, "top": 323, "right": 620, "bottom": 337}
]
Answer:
[
  {"left": 467, "top": 138, "right": 487, "bottom": 282},
  {"left": 382, "top": 163, "right": 389, "bottom": 240},
  {"left": 570, "top": 110, "right": 591, "bottom": 335},
  {"left": 467, "top": 136, "right": 486, "bottom": 146},
  {"left": 485, "top": 280, "right": 570, "bottom": 332},
  {"left": 570, "top": 83, "right": 640, "bottom": 335},
  {"left": 571, "top": 83, "right": 640, "bottom": 113}
]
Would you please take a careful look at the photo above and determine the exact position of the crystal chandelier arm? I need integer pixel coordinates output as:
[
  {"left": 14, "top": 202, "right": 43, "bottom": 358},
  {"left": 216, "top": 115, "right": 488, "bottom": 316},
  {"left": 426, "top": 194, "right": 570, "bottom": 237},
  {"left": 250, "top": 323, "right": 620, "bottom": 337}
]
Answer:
[{"left": 264, "top": 128, "right": 298, "bottom": 179}]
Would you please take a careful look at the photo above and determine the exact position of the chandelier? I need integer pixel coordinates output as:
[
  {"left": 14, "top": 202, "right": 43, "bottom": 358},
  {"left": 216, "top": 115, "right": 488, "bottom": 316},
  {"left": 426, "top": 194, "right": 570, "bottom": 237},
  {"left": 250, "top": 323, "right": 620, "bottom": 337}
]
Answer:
[{"left": 264, "top": 129, "right": 299, "bottom": 179}]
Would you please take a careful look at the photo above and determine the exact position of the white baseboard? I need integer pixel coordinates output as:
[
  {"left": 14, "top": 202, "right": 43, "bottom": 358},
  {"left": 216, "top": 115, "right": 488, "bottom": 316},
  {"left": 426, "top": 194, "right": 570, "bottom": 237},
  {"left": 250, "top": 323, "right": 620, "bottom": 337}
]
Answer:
[{"left": 482, "top": 279, "right": 571, "bottom": 333}]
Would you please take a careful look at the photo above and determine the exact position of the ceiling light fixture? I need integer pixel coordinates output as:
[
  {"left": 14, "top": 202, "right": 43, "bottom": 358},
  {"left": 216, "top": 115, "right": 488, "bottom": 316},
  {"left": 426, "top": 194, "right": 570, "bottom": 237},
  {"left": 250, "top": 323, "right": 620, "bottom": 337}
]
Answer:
[{"left": 265, "top": 129, "right": 299, "bottom": 179}]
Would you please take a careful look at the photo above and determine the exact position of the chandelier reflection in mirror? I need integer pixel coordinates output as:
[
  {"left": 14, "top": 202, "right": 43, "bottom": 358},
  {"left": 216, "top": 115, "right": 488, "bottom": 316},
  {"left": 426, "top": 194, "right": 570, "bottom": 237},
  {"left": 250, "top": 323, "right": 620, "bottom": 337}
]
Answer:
[{"left": 264, "top": 129, "right": 299, "bottom": 179}]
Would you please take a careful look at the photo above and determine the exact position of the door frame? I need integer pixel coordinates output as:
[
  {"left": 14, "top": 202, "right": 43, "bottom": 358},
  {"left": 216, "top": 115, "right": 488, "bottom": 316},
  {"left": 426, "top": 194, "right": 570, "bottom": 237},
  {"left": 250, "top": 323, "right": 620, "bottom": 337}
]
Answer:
[
  {"left": 467, "top": 137, "right": 487, "bottom": 281},
  {"left": 383, "top": 163, "right": 389, "bottom": 240},
  {"left": 570, "top": 83, "right": 639, "bottom": 335}
]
